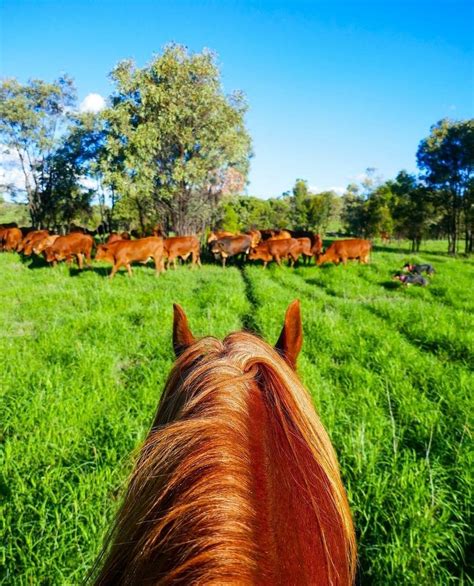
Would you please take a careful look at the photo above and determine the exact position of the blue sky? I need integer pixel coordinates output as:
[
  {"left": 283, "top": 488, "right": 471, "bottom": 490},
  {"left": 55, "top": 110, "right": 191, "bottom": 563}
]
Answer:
[{"left": 1, "top": 0, "right": 473, "bottom": 198}]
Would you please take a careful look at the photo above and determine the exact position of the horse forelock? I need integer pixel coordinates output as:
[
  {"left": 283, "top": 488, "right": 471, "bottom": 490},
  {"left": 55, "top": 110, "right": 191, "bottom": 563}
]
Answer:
[{"left": 93, "top": 332, "right": 356, "bottom": 585}]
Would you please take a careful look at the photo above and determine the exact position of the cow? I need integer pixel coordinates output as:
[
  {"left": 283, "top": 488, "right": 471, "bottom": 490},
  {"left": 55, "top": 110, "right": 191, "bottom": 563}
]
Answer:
[
  {"left": 32, "top": 234, "right": 60, "bottom": 255},
  {"left": 393, "top": 273, "right": 428, "bottom": 287},
  {"left": 210, "top": 234, "right": 252, "bottom": 268},
  {"left": 1, "top": 227, "right": 23, "bottom": 252},
  {"left": 18, "top": 230, "right": 49, "bottom": 253},
  {"left": 311, "top": 234, "right": 323, "bottom": 261},
  {"left": 43, "top": 233, "right": 94, "bottom": 269},
  {"left": 288, "top": 237, "right": 313, "bottom": 266},
  {"left": 248, "top": 238, "right": 302, "bottom": 268},
  {"left": 22, "top": 231, "right": 52, "bottom": 256},
  {"left": 207, "top": 230, "right": 236, "bottom": 245},
  {"left": 380, "top": 231, "right": 391, "bottom": 244},
  {"left": 163, "top": 236, "right": 201, "bottom": 270},
  {"left": 106, "top": 232, "right": 130, "bottom": 245},
  {"left": 95, "top": 237, "right": 164, "bottom": 279},
  {"left": 246, "top": 229, "right": 262, "bottom": 248},
  {"left": 316, "top": 239, "right": 371, "bottom": 266},
  {"left": 402, "top": 263, "right": 435, "bottom": 276}
]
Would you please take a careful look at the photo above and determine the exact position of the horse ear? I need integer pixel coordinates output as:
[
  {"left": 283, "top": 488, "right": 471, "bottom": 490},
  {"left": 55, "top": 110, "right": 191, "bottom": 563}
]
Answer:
[
  {"left": 173, "top": 304, "right": 196, "bottom": 357},
  {"left": 275, "top": 300, "right": 303, "bottom": 369}
]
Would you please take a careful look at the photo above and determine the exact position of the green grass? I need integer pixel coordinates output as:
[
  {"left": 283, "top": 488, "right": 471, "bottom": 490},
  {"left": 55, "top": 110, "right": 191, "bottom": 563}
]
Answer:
[{"left": 0, "top": 243, "right": 472, "bottom": 584}]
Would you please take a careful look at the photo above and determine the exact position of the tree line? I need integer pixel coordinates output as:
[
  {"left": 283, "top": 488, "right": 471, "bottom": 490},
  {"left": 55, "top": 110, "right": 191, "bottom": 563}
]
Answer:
[{"left": 0, "top": 45, "right": 472, "bottom": 253}]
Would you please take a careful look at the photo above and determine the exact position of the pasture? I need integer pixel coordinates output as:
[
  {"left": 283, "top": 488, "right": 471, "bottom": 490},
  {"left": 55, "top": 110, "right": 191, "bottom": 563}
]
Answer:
[{"left": 0, "top": 242, "right": 472, "bottom": 584}]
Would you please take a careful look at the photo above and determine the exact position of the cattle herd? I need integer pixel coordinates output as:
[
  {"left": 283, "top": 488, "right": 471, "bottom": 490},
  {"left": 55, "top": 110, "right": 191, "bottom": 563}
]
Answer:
[
  {"left": 0, "top": 223, "right": 432, "bottom": 284},
  {"left": 0, "top": 223, "right": 375, "bottom": 277}
]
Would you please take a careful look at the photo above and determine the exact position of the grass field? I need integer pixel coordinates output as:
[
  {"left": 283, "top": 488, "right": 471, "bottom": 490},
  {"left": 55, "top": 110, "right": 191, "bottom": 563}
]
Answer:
[{"left": 1, "top": 242, "right": 472, "bottom": 584}]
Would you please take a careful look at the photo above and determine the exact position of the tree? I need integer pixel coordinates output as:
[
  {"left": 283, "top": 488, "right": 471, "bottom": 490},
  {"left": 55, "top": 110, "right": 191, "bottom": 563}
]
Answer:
[
  {"left": 389, "top": 171, "right": 436, "bottom": 251},
  {"left": 102, "top": 45, "right": 252, "bottom": 235},
  {"left": 307, "top": 191, "right": 341, "bottom": 234},
  {"left": 417, "top": 119, "right": 474, "bottom": 254},
  {"left": 0, "top": 76, "right": 76, "bottom": 227}
]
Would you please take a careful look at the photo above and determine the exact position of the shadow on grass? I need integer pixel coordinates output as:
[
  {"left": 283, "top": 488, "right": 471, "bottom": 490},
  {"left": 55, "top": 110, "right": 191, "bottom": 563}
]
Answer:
[
  {"left": 20, "top": 255, "right": 49, "bottom": 270},
  {"left": 69, "top": 266, "right": 110, "bottom": 278},
  {"left": 380, "top": 281, "right": 401, "bottom": 290}
]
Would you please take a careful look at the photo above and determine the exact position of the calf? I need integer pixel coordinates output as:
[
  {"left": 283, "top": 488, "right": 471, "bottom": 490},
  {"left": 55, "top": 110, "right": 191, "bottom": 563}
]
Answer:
[
  {"left": 95, "top": 237, "right": 164, "bottom": 278},
  {"left": 317, "top": 239, "right": 371, "bottom": 266},
  {"left": 402, "top": 263, "right": 435, "bottom": 276},
  {"left": 43, "top": 233, "right": 94, "bottom": 269},
  {"left": 211, "top": 234, "right": 252, "bottom": 268},
  {"left": 163, "top": 236, "right": 201, "bottom": 269},
  {"left": 393, "top": 273, "right": 428, "bottom": 287}
]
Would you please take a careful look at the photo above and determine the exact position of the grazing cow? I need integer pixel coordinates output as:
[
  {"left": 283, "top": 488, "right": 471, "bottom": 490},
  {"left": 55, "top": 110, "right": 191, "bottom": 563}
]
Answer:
[
  {"left": 163, "top": 236, "right": 201, "bottom": 270},
  {"left": 249, "top": 238, "right": 301, "bottom": 268},
  {"left": 402, "top": 263, "right": 435, "bottom": 276},
  {"left": 22, "top": 231, "right": 52, "bottom": 256},
  {"left": 33, "top": 234, "right": 60, "bottom": 255},
  {"left": 380, "top": 231, "right": 391, "bottom": 244},
  {"left": 312, "top": 234, "right": 323, "bottom": 258},
  {"left": 95, "top": 237, "right": 164, "bottom": 278},
  {"left": 211, "top": 234, "right": 253, "bottom": 268},
  {"left": 43, "top": 233, "right": 94, "bottom": 269},
  {"left": 18, "top": 230, "right": 49, "bottom": 253},
  {"left": 1, "top": 227, "right": 22, "bottom": 252},
  {"left": 393, "top": 273, "right": 428, "bottom": 287},
  {"left": 288, "top": 237, "right": 313, "bottom": 266},
  {"left": 317, "top": 239, "right": 371, "bottom": 266}
]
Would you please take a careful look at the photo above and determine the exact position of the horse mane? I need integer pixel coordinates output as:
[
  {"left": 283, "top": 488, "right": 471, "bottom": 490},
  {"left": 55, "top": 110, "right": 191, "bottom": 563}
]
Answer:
[{"left": 92, "top": 331, "right": 356, "bottom": 585}]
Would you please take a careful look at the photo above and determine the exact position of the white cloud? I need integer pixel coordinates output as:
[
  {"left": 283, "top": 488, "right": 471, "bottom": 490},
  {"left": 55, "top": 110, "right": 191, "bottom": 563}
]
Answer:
[
  {"left": 309, "top": 184, "right": 345, "bottom": 196},
  {"left": 0, "top": 147, "right": 27, "bottom": 193},
  {"left": 79, "top": 93, "right": 106, "bottom": 114}
]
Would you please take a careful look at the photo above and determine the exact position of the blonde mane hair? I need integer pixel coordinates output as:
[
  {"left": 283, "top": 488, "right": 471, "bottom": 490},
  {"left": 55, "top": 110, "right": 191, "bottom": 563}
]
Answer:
[{"left": 92, "top": 303, "right": 356, "bottom": 585}]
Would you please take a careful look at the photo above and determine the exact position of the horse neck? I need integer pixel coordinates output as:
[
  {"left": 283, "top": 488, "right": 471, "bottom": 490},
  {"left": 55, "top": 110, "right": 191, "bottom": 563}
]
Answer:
[{"left": 94, "top": 344, "right": 354, "bottom": 585}]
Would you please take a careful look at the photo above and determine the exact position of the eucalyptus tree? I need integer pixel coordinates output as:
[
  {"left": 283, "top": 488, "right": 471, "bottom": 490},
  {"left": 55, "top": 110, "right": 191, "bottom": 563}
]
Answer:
[
  {"left": 0, "top": 76, "right": 76, "bottom": 226},
  {"left": 103, "top": 45, "right": 252, "bottom": 234},
  {"left": 417, "top": 119, "right": 474, "bottom": 254}
]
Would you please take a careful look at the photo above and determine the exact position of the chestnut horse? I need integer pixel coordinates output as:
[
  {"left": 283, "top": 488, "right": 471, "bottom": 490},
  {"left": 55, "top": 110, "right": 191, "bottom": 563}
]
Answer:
[{"left": 92, "top": 301, "right": 356, "bottom": 585}]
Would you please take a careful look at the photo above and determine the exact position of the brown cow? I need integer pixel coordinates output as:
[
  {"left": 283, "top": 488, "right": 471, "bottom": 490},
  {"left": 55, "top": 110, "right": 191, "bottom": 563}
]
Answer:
[
  {"left": 33, "top": 234, "right": 60, "bottom": 255},
  {"left": 249, "top": 238, "right": 301, "bottom": 268},
  {"left": 1, "top": 227, "right": 22, "bottom": 252},
  {"left": 22, "top": 231, "right": 51, "bottom": 255},
  {"left": 207, "top": 230, "right": 236, "bottom": 245},
  {"left": 210, "top": 234, "right": 252, "bottom": 268},
  {"left": 44, "top": 233, "right": 94, "bottom": 269},
  {"left": 18, "top": 230, "right": 49, "bottom": 253},
  {"left": 288, "top": 237, "right": 313, "bottom": 266},
  {"left": 95, "top": 237, "right": 164, "bottom": 278},
  {"left": 316, "top": 239, "right": 371, "bottom": 266},
  {"left": 106, "top": 232, "right": 130, "bottom": 245},
  {"left": 163, "top": 236, "right": 201, "bottom": 270}
]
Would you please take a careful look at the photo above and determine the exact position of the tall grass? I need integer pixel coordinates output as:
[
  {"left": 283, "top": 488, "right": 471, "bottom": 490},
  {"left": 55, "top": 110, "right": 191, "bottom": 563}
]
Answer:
[{"left": 0, "top": 245, "right": 472, "bottom": 584}]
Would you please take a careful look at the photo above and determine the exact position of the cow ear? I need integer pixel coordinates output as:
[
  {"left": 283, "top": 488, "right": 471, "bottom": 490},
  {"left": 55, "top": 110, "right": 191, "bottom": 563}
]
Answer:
[
  {"left": 275, "top": 300, "right": 303, "bottom": 369},
  {"left": 173, "top": 304, "right": 196, "bottom": 357}
]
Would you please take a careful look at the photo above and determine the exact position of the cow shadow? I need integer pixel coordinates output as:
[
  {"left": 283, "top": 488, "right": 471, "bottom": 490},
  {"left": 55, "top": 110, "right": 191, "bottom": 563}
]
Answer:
[
  {"left": 20, "top": 255, "right": 49, "bottom": 269},
  {"left": 69, "top": 266, "right": 111, "bottom": 278}
]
